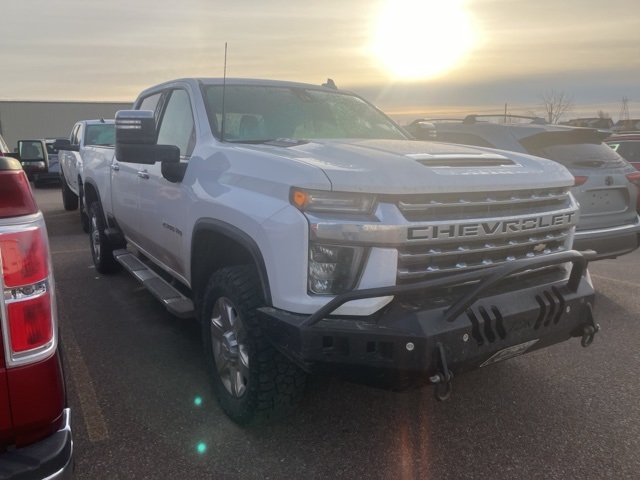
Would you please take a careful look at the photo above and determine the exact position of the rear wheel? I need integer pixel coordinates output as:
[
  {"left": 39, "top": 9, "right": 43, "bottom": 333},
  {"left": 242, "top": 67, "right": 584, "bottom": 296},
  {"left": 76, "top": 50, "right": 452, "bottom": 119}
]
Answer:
[
  {"left": 201, "top": 266, "right": 306, "bottom": 424},
  {"left": 89, "top": 201, "right": 119, "bottom": 273},
  {"left": 61, "top": 175, "right": 78, "bottom": 211}
]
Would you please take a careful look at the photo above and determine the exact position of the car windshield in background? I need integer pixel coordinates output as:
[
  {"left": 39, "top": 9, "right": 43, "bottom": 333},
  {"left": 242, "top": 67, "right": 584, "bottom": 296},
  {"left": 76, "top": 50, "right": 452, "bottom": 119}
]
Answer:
[
  {"left": 85, "top": 124, "right": 115, "bottom": 146},
  {"left": 202, "top": 84, "right": 408, "bottom": 142}
]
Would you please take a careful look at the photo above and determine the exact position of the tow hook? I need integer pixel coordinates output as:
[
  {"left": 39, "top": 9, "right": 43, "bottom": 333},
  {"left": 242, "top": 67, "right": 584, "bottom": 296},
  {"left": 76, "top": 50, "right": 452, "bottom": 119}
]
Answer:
[
  {"left": 581, "top": 304, "right": 600, "bottom": 348},
  {"left": 430, "top": 343, "right": 453, "bottom": 402}
]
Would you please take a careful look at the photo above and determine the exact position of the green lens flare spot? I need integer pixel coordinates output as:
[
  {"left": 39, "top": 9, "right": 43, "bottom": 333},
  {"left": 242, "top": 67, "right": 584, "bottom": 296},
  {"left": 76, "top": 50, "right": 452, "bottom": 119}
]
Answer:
[
  {"left": 194, "top": 396, "right": 202, "bottom": 407},
  {"left": 197, "top": 442, "right": 207, "bottom": 454}
]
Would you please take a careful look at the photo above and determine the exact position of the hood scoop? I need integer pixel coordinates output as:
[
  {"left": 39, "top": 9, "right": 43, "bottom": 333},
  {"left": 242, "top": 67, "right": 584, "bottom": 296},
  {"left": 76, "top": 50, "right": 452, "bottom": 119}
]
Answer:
[{"left": 407, "top": 153, "right": 516, "bottom": 168}]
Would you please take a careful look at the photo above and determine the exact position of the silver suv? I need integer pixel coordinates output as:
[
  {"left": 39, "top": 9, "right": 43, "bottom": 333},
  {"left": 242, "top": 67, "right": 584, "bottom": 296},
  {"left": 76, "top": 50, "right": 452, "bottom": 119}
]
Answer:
[{"left": 405, "top": 115, "right": 640, "bottom": 260}]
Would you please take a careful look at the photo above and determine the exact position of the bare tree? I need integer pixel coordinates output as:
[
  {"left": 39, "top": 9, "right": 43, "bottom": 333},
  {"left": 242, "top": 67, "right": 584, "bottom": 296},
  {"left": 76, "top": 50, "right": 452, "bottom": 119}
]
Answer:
[
  {"left": 597, "top": 110, "right": 611, "bottom": 119},
  {"left": 539, "top": 90, "right": 574, "bottom": 124}
]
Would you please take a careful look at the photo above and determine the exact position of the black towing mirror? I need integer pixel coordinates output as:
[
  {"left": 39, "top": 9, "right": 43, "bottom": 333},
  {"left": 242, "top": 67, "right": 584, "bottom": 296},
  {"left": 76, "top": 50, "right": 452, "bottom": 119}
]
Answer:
[
  {"left": 115, "top": 110, "right": 180, "bottom": 166},
  {"left": 115, "top": 110, "right": 156, "bottom": 145}
]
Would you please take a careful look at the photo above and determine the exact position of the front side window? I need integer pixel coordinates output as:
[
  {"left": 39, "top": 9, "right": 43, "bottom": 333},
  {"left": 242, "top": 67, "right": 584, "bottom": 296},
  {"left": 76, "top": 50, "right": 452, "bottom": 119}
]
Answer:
[
  {"left": 156, "top": 90, "right": 195, "bottom": 157},
  {"left": 202, "top": 84, "right": 407, "bottom": 142}
]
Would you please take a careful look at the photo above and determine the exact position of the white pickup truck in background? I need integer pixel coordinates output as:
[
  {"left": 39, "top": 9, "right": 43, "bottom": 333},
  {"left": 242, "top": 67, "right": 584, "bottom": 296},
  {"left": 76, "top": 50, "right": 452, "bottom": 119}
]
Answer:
[
  {"left": 55, "top": 119, "right": 114, "bottom": 232},
  {"left": 81, "top": 78, "right": 599, "bottom": 424}
]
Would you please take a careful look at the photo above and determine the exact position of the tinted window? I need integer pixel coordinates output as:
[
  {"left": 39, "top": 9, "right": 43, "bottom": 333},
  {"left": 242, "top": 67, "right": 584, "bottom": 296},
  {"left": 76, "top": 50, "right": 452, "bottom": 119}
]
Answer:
[
  {"left": 156, "top": 89, "right": 195, "bottom": 157},
  {"left": 85, "top": 124, "right": 115, "bottom": 146}
]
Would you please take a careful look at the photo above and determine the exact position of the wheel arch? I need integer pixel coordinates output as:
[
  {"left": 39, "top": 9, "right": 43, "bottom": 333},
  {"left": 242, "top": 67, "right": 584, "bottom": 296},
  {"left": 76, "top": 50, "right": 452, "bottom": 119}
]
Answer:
[{"left": 191, "top": 220, "right": 272, "bottom": 311}]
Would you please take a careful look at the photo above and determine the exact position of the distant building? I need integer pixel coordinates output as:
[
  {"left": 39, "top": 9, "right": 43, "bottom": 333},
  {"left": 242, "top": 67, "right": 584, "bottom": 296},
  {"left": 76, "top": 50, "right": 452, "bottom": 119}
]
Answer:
[{"left": 0, "top": 100, "right": 132, "bottom": 148}]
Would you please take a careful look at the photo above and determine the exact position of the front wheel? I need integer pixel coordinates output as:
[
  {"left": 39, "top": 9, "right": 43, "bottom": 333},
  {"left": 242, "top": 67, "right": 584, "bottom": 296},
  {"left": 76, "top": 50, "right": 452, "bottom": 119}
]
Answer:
[
  {"left": 89, "top": 201, "right": 119, "bottom": 273},
  {"left": 201, "top": 266, "right": 306, "bottom": 424}
]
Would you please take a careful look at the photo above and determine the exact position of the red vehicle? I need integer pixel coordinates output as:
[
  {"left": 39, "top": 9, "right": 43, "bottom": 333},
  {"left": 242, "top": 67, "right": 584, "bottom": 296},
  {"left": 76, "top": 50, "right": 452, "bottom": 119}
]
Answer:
[{"left": 0, "top": 156, "right": 73, "bottom": 478}]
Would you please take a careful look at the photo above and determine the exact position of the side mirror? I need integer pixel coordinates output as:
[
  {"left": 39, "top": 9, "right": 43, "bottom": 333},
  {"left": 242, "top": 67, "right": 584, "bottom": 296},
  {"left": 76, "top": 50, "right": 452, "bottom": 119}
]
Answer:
[
  {"left": 115, "top": 110, "right": 156, "bottom": 145},
  {"left": 17, "top": 140, "right": 46, "bottom": 161},
  {"left": 53, "top": 139, "right": 71, "bottom": 151}
]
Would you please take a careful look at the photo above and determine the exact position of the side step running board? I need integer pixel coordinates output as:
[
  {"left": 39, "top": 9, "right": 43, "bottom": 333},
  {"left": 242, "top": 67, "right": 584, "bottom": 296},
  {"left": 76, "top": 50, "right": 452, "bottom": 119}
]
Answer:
[{"left": 113, "top": 249, "right": 195, "bottom": 319}]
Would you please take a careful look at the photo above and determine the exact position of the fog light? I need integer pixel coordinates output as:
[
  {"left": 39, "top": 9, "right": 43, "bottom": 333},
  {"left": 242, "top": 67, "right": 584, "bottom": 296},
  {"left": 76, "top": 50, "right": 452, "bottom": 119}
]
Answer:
[{"left": 308, "top": 244, "right": 365, "bottom": 295}]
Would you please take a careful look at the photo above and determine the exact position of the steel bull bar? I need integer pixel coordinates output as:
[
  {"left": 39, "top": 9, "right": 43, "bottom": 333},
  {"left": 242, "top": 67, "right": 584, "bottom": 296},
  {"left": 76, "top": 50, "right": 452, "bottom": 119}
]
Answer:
[{"left": 258, "top": 250, "right": 599, "bottom": 400}]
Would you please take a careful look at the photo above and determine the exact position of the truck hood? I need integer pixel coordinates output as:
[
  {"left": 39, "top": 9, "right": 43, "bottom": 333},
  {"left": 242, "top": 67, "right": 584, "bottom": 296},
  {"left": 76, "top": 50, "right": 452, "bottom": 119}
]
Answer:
[{"left": 238, "top": 139, "right": 575, "bottom": 194}]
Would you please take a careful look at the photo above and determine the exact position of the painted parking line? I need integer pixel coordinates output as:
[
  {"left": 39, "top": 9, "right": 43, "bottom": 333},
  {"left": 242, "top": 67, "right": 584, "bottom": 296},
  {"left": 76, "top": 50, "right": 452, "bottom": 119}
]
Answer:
[{"left": 58, "top": 298, "right": 109, "bottom": 442}]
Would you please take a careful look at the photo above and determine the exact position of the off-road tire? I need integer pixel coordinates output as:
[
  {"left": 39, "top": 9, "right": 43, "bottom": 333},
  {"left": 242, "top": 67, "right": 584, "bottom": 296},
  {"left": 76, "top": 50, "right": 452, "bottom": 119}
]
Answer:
[
  {"left": 61, "top": 175, "right": 79, "bottom": 211},
  {"left": 201, "top": 266, "right": 306, "bottom": 424},
  {"left": 89, "top": 201, "right": 119, "bottom": 273}
]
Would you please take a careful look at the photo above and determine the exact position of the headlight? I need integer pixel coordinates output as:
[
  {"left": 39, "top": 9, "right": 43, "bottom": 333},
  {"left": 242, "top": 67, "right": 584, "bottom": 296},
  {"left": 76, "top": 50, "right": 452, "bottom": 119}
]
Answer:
[
  {"left": 308, "top": 243, "right": 365, "bottom": 295},
  {"left": 290, "top": 188, "right": 376, "bottom": 214}
]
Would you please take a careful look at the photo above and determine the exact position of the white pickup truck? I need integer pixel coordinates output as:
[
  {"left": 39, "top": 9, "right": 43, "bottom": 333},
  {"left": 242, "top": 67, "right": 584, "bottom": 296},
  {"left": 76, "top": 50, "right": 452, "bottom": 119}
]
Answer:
[
  {"left": 55, "top": 119, "right": 115, "bottom": 232},
  {"left": 81, "top": 78, "right": 599, "bottom": 424}
]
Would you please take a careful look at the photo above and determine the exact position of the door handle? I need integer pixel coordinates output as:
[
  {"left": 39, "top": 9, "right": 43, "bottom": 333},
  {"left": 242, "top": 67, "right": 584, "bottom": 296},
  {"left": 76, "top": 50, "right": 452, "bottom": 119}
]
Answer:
[
  {"left": 137, "top": 170, "right": 150, "bottom": 179},
  {"left": 110, "top": 163, "right": 120, "bottom": 171}
]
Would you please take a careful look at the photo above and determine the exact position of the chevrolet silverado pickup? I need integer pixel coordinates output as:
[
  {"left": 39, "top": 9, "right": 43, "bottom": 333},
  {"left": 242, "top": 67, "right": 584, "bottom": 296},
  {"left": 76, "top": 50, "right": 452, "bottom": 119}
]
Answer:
[
  {"left": 81, "top": 78, "right": 599, "bottom": 424},
  {"left": 56, "top": 119, "right": 115, "bottom": 232},
  {"left": 0, "top": 156, "right": 73, "bottom": 478}
]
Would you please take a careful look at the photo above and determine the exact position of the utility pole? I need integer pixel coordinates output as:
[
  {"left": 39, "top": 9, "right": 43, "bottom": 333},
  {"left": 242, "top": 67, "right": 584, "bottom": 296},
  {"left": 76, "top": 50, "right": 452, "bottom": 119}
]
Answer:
[{"left": 619, "top": 97, "right": 630, "bottom": 122}]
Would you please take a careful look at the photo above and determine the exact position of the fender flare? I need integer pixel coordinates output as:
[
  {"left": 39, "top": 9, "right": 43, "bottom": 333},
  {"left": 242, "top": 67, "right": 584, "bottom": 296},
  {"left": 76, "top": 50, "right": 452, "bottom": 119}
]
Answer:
[{"left": 192, "top": 219, "right": 272, "bottom": 305}]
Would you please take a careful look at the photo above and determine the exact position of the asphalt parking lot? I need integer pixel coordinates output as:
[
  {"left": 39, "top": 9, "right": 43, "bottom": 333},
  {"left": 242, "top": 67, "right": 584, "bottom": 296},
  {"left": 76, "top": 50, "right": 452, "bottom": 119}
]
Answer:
[{"left": 34, "top": 185, "right": 640, "bottom": 479}]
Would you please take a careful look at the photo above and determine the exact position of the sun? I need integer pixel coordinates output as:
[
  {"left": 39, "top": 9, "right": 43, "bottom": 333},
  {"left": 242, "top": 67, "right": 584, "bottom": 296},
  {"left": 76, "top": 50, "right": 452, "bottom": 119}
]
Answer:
[{"left": 371, "top": 0, "right": 477, "bottom": 80}]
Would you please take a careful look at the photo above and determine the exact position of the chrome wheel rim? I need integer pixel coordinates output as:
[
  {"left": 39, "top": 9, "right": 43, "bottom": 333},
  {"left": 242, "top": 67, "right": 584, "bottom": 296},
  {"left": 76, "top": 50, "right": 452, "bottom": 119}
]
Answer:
[{"left": 210, "top": 297, "right": 249, "bottom": 398}]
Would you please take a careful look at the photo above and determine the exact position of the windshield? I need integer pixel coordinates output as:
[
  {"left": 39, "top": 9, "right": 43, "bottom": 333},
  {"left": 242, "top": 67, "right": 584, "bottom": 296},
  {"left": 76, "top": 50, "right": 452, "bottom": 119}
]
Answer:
[
  {"left": 202, "top": 84, "right": 408, "bottom": 142},
  {"left": 85, "top": 124, "right": 115, "bottom": 146}
]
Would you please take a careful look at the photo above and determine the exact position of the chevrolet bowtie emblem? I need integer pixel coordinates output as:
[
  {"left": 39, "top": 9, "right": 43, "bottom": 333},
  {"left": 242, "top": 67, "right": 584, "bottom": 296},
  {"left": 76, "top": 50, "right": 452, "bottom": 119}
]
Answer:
[{"left": 533, "top": 243, "right": 547, "bottom": 252}]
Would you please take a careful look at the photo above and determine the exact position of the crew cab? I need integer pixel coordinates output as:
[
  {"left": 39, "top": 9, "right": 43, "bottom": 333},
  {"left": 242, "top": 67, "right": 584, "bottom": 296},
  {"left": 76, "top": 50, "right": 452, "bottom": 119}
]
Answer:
[
  {"left": 81, "top": 78, "right": 599, "bottom": 424},
  {"left": 0, "top": 156, "right": 73, "bottom": 478}
]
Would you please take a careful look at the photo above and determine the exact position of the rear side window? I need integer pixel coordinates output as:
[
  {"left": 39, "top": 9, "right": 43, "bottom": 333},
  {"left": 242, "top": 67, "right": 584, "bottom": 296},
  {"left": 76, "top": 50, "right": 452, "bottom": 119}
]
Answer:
[{"left": 0, "top": 134, "right": 10, "bottom": 154}]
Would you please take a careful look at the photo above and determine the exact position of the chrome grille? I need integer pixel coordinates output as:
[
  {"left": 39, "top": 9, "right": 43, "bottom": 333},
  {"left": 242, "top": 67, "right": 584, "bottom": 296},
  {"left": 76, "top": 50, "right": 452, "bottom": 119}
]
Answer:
[
  {"left": 396, "top": 187, "right": 571, "bottom": 222},
  {"left": 395, "top": 187, "right": 575, "bottom": 282}
]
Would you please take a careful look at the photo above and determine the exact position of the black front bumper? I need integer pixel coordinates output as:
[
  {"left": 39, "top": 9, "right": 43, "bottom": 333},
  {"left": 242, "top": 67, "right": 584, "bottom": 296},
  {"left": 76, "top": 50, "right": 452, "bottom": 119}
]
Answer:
[{"left": 258, "top": 251, "right": 597, "bottom": 388}]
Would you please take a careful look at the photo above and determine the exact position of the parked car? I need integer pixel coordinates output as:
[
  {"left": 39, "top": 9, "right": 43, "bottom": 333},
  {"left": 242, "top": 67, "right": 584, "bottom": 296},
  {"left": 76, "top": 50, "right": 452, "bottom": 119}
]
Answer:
[
  {"left": 606, "top": 133, "right": 640, "bottom": 212},
  {"left": 32, "top": 139, "right": 62, "bottom": 188},
  {"left": 16, "top": 139, "right": 49, "bottom": 182},
  {"left": 0, "top": 155, "right": 73, "bottom": 478},
  {"left": 605, "top": 133, "right": 640, "bottom": 169},
  {"left": 407, "top": 115, "right": 640, "bottom": 260}
]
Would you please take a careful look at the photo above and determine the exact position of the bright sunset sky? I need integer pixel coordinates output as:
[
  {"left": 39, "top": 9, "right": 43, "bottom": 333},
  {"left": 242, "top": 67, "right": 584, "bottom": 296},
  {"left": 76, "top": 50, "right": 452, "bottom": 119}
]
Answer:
[{"left": 2, "top": 0, "right": 639, "bottom": 122}]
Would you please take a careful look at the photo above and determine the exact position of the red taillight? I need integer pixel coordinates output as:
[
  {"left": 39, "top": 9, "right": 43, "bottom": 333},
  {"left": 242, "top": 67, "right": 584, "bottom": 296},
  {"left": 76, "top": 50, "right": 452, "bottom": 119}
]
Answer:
[
  {"left": 626, "top": 171, "right": 640, "bottom": 187},
  {"left": 574, "top": 176, "right": 588, "bottom": 186},
  {"left": 0, "top": 169, "right": 37, "bottom": 219},
  {"left": 7, "top": 293, "right": 53, "bottom": 352},
  {"left": 1, "top": 229, "right": 49, "bottom": 287},
  {"left": 1, "top": 219, "right": 56, "bottom": 366}
]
